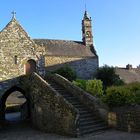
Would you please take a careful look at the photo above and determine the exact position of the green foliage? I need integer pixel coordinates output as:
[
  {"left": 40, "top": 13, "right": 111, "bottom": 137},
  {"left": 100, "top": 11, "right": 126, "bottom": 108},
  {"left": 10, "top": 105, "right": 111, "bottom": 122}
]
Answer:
[
  {"left": 96, "top": 65, "right": 124, "bottom": 88},
  {"left": 73, "top": 79, "right": 87, "bottom": 90},
  {"left": 135, "top": 90, "right": 140, "bottom": 104},
  {"left": 52, "top": 66, "right": 77, "bottom": 81},
  {"left": 73, "top": 79, "right": 103, "bottom": 97},
  {"left": 104, "top": 82, "right": 140, "bottom": 107},
  {"left": 127, "top": 82, "right": 140, "bottom": 92},
  {"left": 105, "top": 86, "right": 134, "bottom": 107},
  {"left": 86, "top": 80, "right": 103, "bottom": 97}
]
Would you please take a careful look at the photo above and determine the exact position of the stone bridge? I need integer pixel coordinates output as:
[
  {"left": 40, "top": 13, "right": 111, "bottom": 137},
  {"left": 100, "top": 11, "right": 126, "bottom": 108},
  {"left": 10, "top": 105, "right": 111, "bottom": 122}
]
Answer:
[
  {"left": 0, "top": 73, "right": 109, "bottom": 136},
  {"left": 0, "top": 73, "right": 80, "bottom": 136}
]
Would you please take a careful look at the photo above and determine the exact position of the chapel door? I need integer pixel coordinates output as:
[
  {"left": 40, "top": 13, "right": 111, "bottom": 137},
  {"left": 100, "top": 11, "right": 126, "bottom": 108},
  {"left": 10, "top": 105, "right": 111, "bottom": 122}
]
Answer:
[{"left": 25, "top": 59, "right": 36, "bottom": 74}]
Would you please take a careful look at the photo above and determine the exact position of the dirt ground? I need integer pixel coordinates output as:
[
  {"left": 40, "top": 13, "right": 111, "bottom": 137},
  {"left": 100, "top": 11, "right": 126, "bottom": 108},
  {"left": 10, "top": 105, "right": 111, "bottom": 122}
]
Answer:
[{"left": 0, "top": 122, "right": 140, "bottom": 140}]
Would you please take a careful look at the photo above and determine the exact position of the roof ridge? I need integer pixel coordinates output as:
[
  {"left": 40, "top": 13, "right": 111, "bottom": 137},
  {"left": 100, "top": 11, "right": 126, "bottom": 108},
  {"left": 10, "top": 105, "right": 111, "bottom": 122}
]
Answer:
[{"left": 33, "top": 38, "right": 83, "bottom": 43}]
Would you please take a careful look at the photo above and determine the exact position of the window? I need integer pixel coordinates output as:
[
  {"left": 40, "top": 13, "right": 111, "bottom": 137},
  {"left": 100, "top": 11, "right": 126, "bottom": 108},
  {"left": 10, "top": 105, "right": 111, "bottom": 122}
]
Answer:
[{"left": 14, "top": 55, "right": 17, "bottom": 64}]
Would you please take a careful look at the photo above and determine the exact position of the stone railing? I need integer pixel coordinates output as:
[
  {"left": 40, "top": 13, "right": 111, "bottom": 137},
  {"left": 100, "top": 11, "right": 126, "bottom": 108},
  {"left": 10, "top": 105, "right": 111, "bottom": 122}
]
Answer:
[
  {"left": 49, "top": 74, "right": 109, "bottom": 123},
  {"left": 27, "top": 73, "right": 79, "bottom": 137}
]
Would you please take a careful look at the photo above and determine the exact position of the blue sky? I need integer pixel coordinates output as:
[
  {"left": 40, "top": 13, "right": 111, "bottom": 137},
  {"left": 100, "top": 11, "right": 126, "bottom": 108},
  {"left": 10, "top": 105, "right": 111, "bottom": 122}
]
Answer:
[{"left": 0, "top": 0, "right": 140, "bottom": 67}]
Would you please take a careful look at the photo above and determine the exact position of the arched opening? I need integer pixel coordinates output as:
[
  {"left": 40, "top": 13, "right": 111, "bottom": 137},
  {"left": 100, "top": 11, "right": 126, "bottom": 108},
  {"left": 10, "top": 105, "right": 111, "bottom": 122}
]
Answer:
[
  {"left": 0, "top": 86, "right": 30, "bottom": 123},
  {"left": 25, "top": 59, "right": 36, "bottom": 74}
]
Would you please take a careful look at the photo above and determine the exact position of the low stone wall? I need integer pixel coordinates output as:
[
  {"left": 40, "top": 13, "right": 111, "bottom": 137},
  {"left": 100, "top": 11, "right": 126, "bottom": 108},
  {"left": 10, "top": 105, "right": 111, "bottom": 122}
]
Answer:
[
  {"left": 108, "top": 105, "right": 140, "bottom": 132},
  {"left": 26, "top": 73, "right": 79, "bottom": 136},
  {"left": 50, "top": 74, "right": 109, "bottom": 123}
]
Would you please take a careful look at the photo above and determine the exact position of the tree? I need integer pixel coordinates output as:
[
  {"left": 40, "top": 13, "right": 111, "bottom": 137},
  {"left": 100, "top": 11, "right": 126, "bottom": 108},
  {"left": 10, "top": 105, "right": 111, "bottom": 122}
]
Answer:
[
  {"left": 96, "top": 65, "right": 124, "bottom": 88},
  {"left": 52, "top": 65, "right": 77, "bottom": 81}
]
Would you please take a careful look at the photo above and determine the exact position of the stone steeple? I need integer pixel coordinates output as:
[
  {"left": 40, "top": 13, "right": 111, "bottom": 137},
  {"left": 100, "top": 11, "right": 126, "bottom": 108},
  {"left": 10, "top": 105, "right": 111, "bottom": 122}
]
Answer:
[{"left": 82, "top": 10, "right": 93, "bottom": 47}]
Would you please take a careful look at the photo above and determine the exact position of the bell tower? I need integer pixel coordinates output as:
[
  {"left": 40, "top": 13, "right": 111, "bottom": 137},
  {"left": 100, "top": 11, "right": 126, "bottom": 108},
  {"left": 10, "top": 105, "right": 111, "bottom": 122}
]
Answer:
[{"left": 82, "top": 11, "right": 93, "bottom": 47}]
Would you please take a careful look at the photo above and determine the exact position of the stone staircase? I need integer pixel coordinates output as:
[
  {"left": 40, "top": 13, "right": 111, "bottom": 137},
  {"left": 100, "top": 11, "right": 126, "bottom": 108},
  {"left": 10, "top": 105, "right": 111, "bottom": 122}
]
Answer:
[{"left": 48, "top": 80, "right": 108, "bottom": 136}]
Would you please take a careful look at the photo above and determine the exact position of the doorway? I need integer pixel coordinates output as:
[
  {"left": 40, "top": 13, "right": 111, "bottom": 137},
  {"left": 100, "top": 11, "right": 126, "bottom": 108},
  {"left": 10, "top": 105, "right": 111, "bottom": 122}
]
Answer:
[{"left": 25, "top": 59, "right": 36, "bottom": 74}]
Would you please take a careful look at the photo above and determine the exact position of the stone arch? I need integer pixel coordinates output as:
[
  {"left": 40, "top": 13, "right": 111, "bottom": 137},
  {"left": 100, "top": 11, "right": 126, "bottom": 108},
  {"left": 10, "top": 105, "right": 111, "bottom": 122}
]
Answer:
[
  {"left": 0, "top": 86, "right": 30, "bottom": 122},
  {"left": 25, "top": 59, "right": 36, "bottom": 74}
]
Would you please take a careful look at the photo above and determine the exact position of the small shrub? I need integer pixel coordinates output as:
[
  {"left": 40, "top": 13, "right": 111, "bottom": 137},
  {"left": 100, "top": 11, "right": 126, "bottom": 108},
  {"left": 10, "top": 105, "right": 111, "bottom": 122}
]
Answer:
[
  {"left": 127, "top": 82, "right": 140, "bottom": 105},
  {"left": 86, "top": 80, "right": 103, "bottom": 97},
  {"left": 52, "top": 66, "right": 77, "bottom": 81},
  {"left": 73, "top": 79, "right": 87, "bottom": 90},
  {"left": 127, "top": 82, "right": 140, "bottom": 92},
  {"left": 105, "top": 86, "right": 131, "bottom": 107},
  {"left": 135, "top": 90, "right": 140, "bottom": 104},
  {"left": 73, "top": 79, "right": 103, "bottom": 97}
]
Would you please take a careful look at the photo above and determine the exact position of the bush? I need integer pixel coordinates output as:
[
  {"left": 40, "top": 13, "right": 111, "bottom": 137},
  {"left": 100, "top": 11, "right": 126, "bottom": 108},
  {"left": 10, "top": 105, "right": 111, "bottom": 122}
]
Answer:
[
  {"left": 86, "top": 80, "right": 103, "bottom": 97},
  {"left": 127, "top": 82, "right": 140, "bottom": 92},
  {"left": 73, "top": 79, "right": 87, "bottom": 90},
  {"left": 96, "top": 65, "right": 124, "bottom": 88},
  {"left": 135, "top": 90, "right": 140, "bottom": 104},
  {"left": 73, "top": 79, "right": 103, "bottom": 97},
  {"left": 105, "top": 86, "right": 135, "bottom": 107},
  {"left": 52, "top": 66, "right": 77, "bottom": 81},
  {"left": 104, "top": 82, "right": 140, "bottom": 107}
]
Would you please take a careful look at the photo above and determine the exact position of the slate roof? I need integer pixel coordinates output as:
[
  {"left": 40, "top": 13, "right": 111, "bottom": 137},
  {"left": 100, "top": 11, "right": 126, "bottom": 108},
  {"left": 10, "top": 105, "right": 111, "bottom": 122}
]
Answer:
[
  {"left": 115, "top": 68, "right": 140, "bottom": 84},
  {"left": 33, "top": 39, "right": 96, "bottom": 57}
]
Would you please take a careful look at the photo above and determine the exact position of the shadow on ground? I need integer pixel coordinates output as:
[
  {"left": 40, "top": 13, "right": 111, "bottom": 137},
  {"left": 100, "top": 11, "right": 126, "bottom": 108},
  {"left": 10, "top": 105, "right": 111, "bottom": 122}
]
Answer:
[{"left": 0, "top": 122, "right": 140, "bottom": 140}]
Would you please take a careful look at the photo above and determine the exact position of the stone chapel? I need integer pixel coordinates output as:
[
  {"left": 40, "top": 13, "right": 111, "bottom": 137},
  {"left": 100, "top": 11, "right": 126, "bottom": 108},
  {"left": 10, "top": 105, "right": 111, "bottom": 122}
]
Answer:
[{"left": 0, "top": 11, "right": 98, "bottom": 81}]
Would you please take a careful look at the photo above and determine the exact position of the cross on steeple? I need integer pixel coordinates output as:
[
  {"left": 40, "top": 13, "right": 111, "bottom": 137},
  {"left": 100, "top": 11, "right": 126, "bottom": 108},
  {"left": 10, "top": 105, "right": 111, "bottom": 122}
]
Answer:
[{"left": 12, "top": 11, "right": 16, "bottom": 19}]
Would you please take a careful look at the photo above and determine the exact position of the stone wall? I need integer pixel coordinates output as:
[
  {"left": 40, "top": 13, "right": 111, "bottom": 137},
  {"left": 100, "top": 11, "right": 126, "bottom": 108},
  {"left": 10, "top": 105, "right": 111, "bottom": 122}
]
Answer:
[
  {"left": 0, "top": 18, "right": 45, "bottom": 82},
  {"left": 24, "top": 73, "right": 79, "bottom": 136},
  {"left": 108, "top": 106, "right": 140, "bottom": 132},
  {"left": 49, "top": 74, "right": 109, "bottom": 122},
  {"left": 45, "top": 56, "right": 98, "bottom": 79},
  {"left": 0, "top": 76, "right": 22, "bottom": 98}
]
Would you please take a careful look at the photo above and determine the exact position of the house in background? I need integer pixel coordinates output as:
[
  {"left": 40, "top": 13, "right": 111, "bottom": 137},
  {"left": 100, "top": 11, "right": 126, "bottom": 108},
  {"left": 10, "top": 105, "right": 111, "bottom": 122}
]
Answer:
[{"left": 115, "top": 64, "right": 140, "bottom": 84}]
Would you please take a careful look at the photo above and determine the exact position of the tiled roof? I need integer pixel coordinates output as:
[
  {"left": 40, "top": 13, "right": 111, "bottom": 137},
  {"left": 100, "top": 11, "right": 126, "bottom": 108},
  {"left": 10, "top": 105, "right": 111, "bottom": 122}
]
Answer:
[
  {"left": 33, "top": 39, "right": 96, "bottom": 57},
  {"left": 115, "top": 68, "right": 140, "bottom": 84}
]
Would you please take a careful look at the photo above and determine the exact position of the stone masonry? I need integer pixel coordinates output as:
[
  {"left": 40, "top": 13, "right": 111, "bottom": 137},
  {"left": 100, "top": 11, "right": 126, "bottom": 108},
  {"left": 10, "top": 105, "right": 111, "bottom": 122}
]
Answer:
[
  {"left": 45, "top": 56, "right": 98, "bottom": 79},
  {"left": 0, "top": 17, "right": 45, "bottom": 82},
  {"left": 0, "top": 73, "right": 79, "bottom": 136}
]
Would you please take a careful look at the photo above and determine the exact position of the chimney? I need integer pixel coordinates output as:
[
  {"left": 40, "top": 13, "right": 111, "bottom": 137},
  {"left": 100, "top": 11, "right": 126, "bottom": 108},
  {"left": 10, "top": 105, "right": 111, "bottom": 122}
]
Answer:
[{"left": 126, "top": 64, "right": 132, "bottom": 70}]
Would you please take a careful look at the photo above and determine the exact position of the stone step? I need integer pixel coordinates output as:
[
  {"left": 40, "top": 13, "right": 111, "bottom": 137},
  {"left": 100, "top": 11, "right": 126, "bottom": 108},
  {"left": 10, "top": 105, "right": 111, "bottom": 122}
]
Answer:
[
  {"left": 64, "top": 96, "right": 77, "bottom": 101},
  {"left": 80, "top": 122, "right": 106, "bottom": 130},
  {"left": 79, "top": 110, "right": 90, "bottom": 115},
  {"left": 47, "top": 80, "right": 108, "bottom": 136},
  {"left": 79, "top": 116, "right": 99, "bottom": 122},
  {"left": 61, "top": 94, "right": 72, "bottom": 98},
  {"left": 80, "top": 119, "right": 104, "bottom": 126},
  {"left": 53, "top": 90, "right": 67, "bottom": 94},
  {"left": 80, "top": 125, "right": 108, "bottom": 135},
  {"left": 73, "top": 104, "right": 84, "bottom": 108},
  {"left": 78, "top": 112, "right": 94, "bottom": 118},
  {"left": 70, "top": 101, "right": 82, "bottom": 106}
]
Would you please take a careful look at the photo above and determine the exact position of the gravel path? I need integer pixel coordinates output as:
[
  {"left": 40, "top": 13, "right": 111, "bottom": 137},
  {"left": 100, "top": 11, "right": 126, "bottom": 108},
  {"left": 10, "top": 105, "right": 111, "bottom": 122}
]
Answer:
[{"left": 0, "top": 122, "right": 140, "bottom": 140}]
